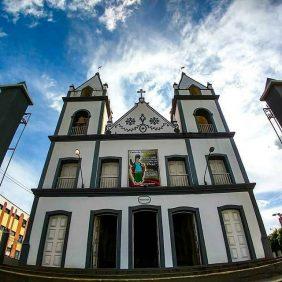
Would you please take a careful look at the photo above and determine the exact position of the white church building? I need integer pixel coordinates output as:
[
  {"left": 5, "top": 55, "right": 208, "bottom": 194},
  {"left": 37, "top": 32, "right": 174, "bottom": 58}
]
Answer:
[{"left": 20, "top": 72, "right": 272, "bottom": 269}]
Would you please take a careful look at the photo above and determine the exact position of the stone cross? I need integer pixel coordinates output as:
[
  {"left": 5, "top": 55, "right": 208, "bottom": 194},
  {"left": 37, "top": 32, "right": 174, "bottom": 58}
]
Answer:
[{"left": 137, "top": 88, "right": 146, "bottom": 99}]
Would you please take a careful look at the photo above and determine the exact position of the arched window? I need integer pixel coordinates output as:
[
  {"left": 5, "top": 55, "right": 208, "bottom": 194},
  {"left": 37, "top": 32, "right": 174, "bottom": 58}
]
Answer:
[
  {"left": 194, "top": 109, "right": 216, "bottom": 133},
  {"left": 189, "top": 85, "right": 201, "bottom": 96},
  {"left": 81, "top": 86, "right": 93, "bottom": 97},
  {"left": 69, "top": 110, "right": 90, "bottom": 135}
]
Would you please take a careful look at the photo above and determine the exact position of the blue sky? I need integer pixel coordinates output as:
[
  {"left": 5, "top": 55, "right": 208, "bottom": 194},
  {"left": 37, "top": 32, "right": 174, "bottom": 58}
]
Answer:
[{"left": 0, "top": 0, "right": 281, "bottom": 233}]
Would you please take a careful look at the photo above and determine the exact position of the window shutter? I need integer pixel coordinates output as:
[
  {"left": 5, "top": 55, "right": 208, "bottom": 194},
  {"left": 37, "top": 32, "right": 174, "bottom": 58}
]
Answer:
[
  {"left": 60, "top": 163, "right": 78, "bottom": 178},
  {"left": 168, "top": 160, "right": 186, "bottom": 175},
  {"left": 168, "top": 160, "right": 188, "bottom": 186},
  {"left": 196, "top": 116, "right": 208, "bottom": 125},
  {"left": 209, "top": 159, "right": 227, "bottom": 174},
  {"left": 100, "top": 162, "right": 119, "bottom": 188},
  {"left": 101, "top": 162, "right": 119, "bottom": 177}
]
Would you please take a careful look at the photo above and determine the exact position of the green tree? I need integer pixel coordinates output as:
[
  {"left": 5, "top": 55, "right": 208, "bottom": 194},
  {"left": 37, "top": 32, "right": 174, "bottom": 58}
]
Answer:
[{"left": 268, "top": 228, "right": 282, "bottom": 253}]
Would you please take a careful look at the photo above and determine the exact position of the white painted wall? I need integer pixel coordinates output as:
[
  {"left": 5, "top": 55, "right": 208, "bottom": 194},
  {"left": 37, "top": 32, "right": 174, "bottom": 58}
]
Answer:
[
  {"left": 178, "top": 89, "right": 213, "bottom": 95},
  {"left": 27, "top": 192, "right": 265, "bottom": 269},
  {"left": 191, "top": 138, "right": 245, "bottom": 185},
  {"left": 101, "top": 103, "right": 108, "bottom": 134},
  {"left": 179, "top": 100, "right": 226, "bottom": 132},
  {"left": 58, "top": 101, "right": 103, "bottom": 135},
  {"left": 42, "top": 141, "right": 95, "bottom": 189},
  {"left": 99, "top": 139, "right": 187, "bottom": 187}
]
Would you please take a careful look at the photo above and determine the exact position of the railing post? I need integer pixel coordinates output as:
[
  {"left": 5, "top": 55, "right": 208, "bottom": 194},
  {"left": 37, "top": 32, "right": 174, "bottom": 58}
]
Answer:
[{"left": 0, "top": 228, "right": 9, "bottom": 264}]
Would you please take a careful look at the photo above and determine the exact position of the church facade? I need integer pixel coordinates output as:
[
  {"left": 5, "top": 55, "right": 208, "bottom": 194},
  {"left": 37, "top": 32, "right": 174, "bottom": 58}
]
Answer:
[{"left": 21, "top": 73, "right": 272, "bottom": 269}]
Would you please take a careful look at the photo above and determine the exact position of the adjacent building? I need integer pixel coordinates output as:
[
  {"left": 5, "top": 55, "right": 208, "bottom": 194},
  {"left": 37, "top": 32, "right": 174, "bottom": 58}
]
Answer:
[
  {"left": 22, "top": 73, "right": 272, "bottom": 269},
  {"left": 260, "top": 78, "right": 282, "bottom": 143},
  {"left": 0, "top": 195, "right": 29, "bottom": 260},
  {"left": 0, "top": 82, "right": 33, "bottom": 167}
]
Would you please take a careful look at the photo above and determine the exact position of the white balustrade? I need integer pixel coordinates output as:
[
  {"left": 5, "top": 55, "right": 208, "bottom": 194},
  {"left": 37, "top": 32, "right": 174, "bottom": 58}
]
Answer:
[
  {"left": 212, "top": 173, "right": 232, "bottom": 185},
  {"left": 56, "top": 177, "right": 76, "bottom": 189},
  {"left": 169, "top": 174, "right": 189, "bottom": 187},
  {"left": 100, "top": 177, "right": 119, "bottom": 188}
]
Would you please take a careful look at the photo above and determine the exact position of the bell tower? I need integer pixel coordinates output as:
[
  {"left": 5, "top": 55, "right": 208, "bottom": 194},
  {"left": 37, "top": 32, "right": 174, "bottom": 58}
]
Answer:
[{"left": 37, "top": 73, "right": 111, "bottom": 190}]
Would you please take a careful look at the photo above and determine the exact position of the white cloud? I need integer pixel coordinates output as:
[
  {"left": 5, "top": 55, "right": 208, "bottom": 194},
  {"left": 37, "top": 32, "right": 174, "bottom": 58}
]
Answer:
[
  {"left": 257, "top": 199, "right": 270, "bottom": 209},
  {"left": 3, "top": 0, "right": 46, "bottom": 21},
  {"left": 99, "top": 0, "right": 141, "bottom": 31},
  {"left": 2, "top": 0, "right": 139, "bottom": 30},
  {"left": 38, "top": 74, "right": 64, "bottom": 112},
  {"left": 83, "top": 0, "right": 282, "bottom": 198},
  {"left": 0, "top": 28, "right": 7, "bottom": 37}
]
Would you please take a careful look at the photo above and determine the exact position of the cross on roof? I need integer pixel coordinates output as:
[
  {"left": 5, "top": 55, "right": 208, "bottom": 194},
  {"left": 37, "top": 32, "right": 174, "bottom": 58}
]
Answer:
[{"left": 137, "top": 88, "right": 146, "bottom": 99}]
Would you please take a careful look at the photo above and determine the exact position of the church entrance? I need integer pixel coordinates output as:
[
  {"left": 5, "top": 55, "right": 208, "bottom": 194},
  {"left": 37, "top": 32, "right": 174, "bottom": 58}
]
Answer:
[
  {"left": 133, "top": 211, "right": 160, "bottom": 268},
  {"left": 172, "top": 212, "right": 201, "bottom": 266},
  {"left": 92, "top": 214, "right": 117, "bottom": 268}
]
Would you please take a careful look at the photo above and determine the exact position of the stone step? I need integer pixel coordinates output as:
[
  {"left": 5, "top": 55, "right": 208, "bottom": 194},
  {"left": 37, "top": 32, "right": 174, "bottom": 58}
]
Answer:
[{"left": 0, "top": 258, "right": 281, "bottom": 281}]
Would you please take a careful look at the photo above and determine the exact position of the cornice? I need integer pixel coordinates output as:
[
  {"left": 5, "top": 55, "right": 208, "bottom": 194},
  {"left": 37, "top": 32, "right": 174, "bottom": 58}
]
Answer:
[
  {"left": 174, "top": 95, "right": 219, "bottom": 100},
  {"left": 63, "top": 96, "right": 108, "bottom": 102},
  {"left": 48, "top": 132, "right": 235, "bottom": 142},
  {"left": 33, "top": 183, "right": 255, "bottom": 197}
]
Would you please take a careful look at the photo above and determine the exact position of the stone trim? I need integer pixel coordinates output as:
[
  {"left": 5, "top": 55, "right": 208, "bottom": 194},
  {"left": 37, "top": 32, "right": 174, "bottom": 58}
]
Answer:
[
  {"left": 49, "top": 132, "right": 235, "bottom": 142},
  {"left": 32, "top": 183, "right": 255, "bottom": 197}
]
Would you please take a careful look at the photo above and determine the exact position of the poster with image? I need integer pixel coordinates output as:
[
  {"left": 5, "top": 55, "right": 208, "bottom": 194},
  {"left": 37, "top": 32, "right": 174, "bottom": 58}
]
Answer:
[{"left": 128, "top": 149, "right": 160, "bottom": 187}]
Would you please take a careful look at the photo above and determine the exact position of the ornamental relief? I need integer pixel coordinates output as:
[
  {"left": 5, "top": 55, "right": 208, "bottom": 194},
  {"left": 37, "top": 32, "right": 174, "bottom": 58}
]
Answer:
[{"left": 115, "top": 113, "right": 171, "bottom": 133}]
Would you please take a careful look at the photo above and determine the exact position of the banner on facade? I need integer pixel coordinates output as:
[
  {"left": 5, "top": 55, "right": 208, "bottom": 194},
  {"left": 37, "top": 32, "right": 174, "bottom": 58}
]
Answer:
[{"left": 128, "top": 149, "right": 160, "bottom": 187}]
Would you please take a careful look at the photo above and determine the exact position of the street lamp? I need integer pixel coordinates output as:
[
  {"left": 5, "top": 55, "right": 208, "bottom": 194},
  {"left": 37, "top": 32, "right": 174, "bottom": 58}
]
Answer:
[
  {"left": 204, "top": 147, "right": 215, "bottom": 185},
  {"left": 75, "top": 149, "right": 84, "bottom": 188},
  {"left": 272, "top": 213, "right": 282, "bottom": 227}
]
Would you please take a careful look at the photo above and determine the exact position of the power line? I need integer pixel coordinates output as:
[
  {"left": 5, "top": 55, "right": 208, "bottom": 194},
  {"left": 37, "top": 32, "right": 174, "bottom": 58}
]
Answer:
[{"left": 0, "top": 169, "right": 33, "bottom": 195}]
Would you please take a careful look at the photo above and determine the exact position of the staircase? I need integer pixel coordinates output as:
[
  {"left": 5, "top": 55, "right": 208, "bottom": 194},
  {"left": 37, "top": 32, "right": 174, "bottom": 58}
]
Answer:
[{"left": 0, "top": 258, "right": 281, "bottom": 281}]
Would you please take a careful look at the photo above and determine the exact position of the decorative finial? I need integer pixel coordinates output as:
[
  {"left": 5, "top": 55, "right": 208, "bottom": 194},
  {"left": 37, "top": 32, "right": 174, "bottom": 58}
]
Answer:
[
  {"left": 98, "top": 66, "right": 102, "bottom": 71},
  {"left": 137, "top": 88, "right": 146, "bottom": 102},
  {"left": 207, "top": 82, "right": 213, "bottom": 89}
]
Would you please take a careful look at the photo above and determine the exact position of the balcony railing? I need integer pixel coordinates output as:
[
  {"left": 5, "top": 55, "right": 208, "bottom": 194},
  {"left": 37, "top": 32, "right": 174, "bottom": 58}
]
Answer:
[
  {"left": 99, "top": 177, "right": 119, "bottom": 188},
  {"left": 198, "top": 124, "right": 215, "bottom": 133},
  {"left": 212, "top": 173, "right": 232, "bottom": 185},
  {"left": 169, "top": 174, "right": 189, "bottom": 187},
  {"left": 56, "top": 177, "right": 76, "bottom": 189},
  {"left": 69, "top": 125, "right": 88, "bottom": 135}
]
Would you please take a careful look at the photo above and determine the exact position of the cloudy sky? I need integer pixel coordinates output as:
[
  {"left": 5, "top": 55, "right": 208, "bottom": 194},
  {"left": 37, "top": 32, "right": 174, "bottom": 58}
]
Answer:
[{"left": 0, "top": 0, "right": 281, "bottom": 233}]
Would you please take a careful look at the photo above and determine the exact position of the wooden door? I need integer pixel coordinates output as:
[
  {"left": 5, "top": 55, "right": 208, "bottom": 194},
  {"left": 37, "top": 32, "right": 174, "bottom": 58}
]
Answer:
[
  {"left": 222, "top": 210, "right": 250, "bottom": 262},
  {"left": 42, "top": 215, "right": 68, "bottom": 267}
]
